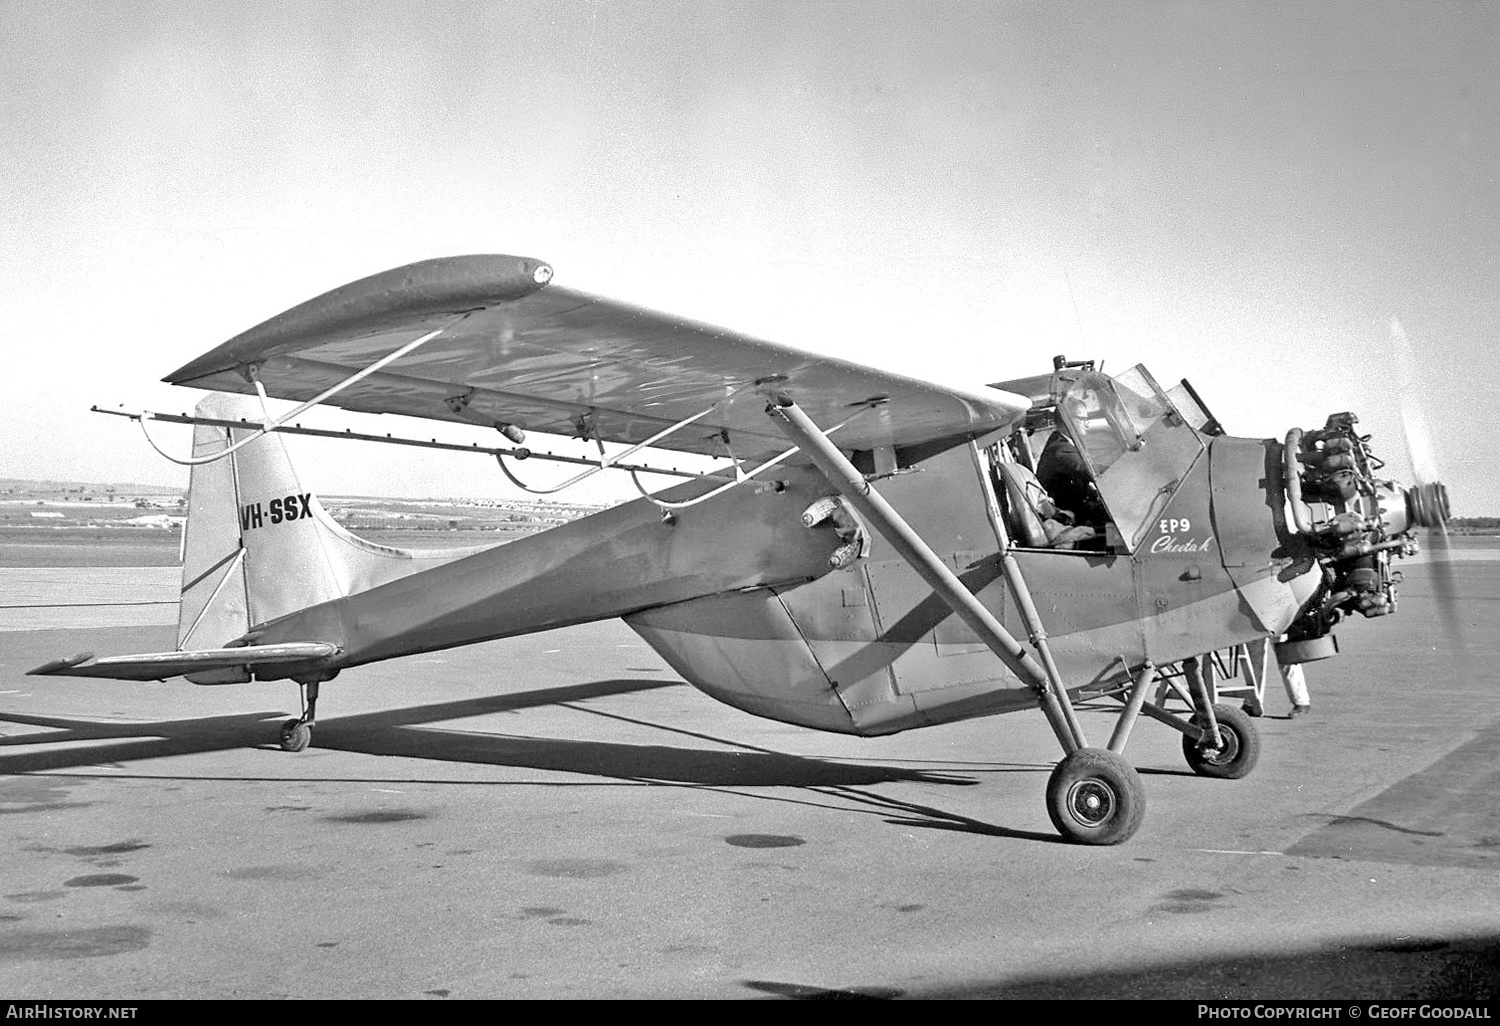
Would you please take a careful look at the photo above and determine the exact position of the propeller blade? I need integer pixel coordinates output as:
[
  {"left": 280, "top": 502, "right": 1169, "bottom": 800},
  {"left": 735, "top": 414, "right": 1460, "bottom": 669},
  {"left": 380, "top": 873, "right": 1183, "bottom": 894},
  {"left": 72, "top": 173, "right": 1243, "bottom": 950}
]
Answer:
[
  {"left": 1390, "top": 317, "right": 1467, "bottom": 666},
  {"left": 1400, "top": 396, "right": 1442, "bottom": 488},
  {"left": 1391, "top": 318, "right": 1442, "bottom": 487},
  {"left": 1426, "top": 519, "right": 1471, "bottom": 673}
]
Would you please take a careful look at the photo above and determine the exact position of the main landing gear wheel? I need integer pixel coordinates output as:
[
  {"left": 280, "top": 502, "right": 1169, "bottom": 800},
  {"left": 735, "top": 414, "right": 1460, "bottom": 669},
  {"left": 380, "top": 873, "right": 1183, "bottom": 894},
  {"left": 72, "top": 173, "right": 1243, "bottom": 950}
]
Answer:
[
  {"left": 1046, "top": 748, "right": 1146, "bottom": 845},
  {"left": 278, "top": 719, "right": 312, "bottom": 753},
  {"left": 1182, "top": 703, "right": 1260, "bottom": 779}
]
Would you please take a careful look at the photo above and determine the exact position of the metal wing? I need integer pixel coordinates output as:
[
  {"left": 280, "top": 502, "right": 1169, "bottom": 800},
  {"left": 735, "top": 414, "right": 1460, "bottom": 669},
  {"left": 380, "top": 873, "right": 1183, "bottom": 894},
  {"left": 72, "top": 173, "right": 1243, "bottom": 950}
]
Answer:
[{"left": 164, "top": 255, "right": 1029, "bottom": 460}]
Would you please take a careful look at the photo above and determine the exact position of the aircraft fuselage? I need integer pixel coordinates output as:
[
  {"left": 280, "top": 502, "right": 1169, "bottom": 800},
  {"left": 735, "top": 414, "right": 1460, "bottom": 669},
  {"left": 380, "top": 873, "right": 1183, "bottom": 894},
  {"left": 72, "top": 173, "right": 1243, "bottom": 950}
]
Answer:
[{"left": 244, "top": 428, "right": 1318, "bottom": 736}]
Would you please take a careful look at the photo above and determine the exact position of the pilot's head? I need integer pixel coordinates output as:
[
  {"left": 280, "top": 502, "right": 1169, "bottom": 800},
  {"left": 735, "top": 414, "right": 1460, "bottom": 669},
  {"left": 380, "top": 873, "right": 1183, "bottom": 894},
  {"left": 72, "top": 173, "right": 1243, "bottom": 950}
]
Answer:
[{"left": 1064, "top": 388, "right": 1102, "bottom": 419}]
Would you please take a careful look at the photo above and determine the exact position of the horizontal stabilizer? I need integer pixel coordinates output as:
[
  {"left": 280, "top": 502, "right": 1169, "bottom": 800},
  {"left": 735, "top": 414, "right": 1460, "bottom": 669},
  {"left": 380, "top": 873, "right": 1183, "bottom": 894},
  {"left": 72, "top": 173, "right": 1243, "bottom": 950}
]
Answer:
[{"left": 27, "top": 643, "right": 340, "bottom": 682}]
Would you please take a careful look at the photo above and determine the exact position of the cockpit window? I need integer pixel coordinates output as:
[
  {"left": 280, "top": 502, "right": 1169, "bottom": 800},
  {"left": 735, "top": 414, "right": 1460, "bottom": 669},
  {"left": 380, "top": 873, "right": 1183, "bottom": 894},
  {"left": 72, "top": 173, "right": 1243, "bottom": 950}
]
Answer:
[
  {"left": 1164, "top": 379, "right": 1223, "bottom": 435},
  {"left": 1055, "top": 370, "right": 1137, "bottom": 477},
  {"left": 1052, "top": 364, "right": 1206, "bottom": 552},
  {"left": 1109, "top": 365, "right": 1177, "bottom": 437}
]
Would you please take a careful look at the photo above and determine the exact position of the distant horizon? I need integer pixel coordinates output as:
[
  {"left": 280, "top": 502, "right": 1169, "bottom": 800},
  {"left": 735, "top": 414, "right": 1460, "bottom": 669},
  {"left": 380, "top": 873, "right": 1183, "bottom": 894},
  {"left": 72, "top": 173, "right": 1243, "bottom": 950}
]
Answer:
[
  {"left": 0, "top": 476, "right": 613, "bottom": 507},
  {"left": 1, "top": 477, "right": 182, "bottom": 493},
  {"left": 3, "top": 474, "right": 1494, "bottom": 521}
]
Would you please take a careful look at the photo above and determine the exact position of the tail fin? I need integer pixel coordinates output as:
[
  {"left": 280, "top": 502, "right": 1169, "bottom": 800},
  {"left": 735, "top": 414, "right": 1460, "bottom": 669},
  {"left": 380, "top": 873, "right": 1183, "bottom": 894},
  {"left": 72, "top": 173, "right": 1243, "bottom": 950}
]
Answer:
[{"left": 177, "top": 393, "right": 487, "bottom": 652}]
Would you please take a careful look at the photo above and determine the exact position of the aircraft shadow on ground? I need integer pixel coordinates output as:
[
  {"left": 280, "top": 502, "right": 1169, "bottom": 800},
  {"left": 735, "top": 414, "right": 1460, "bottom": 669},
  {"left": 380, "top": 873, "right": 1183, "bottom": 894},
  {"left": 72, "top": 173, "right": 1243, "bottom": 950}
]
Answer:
[
  {"left": 0, "top": 675, "right": 1064, "bottom": 840},
  {"left": 765, "top": 930, "right": 1498, "bottom": 1000},
  {"left": 0, "top": 709, "right": 290, "bottom": 774},
  {"left": 0, "top": 677, "right": 980, "bottom": 789}
]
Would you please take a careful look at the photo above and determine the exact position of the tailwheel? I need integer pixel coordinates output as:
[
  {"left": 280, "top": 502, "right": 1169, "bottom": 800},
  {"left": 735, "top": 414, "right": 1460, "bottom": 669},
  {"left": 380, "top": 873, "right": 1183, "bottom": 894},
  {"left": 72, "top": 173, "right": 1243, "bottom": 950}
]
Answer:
[
  {"left": 1182, "top": 703, "right": 1260, "bottom": 779},
  {"left": 278, "top": 719, "right": 312, "bottom": 753},
  {"left": 277, "top": 679, "right": 320, "bottom": 753},
  {"left": 1045, "top": 748, "right": 1146, "bottom": 845}
]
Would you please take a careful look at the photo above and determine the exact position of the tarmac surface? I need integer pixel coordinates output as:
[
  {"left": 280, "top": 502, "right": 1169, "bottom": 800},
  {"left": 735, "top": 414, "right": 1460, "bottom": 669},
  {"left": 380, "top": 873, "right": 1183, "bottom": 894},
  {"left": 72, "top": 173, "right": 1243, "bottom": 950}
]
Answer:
[{"left": 1, "top": 555, "right": 1498, "bottom": 999}]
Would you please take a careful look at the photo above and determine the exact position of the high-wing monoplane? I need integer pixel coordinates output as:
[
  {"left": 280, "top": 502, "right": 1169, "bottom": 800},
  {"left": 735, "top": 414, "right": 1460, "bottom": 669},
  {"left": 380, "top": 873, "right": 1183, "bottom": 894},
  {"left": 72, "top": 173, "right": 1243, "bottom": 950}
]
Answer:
[{"left": 30, "top": 255, "right": 1452, "bottom": 844}]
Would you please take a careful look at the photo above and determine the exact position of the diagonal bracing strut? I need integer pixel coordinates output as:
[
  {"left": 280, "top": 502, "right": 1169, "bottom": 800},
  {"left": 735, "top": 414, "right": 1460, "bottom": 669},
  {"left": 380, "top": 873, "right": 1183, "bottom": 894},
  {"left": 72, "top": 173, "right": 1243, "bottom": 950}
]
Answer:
[{"left": 765, "top": 396, "right": 1085, "bottom": 753}]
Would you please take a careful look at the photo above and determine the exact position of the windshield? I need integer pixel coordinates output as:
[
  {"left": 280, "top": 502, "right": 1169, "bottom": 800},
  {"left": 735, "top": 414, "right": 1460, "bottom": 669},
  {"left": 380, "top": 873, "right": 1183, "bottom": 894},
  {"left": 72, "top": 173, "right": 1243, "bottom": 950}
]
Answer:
[
  {"left": 1056, "top": 372, "right": 1129, "bottom": 476},
  {"left": 1055, "top": 364, "right": 1205, "bottom": 551}
]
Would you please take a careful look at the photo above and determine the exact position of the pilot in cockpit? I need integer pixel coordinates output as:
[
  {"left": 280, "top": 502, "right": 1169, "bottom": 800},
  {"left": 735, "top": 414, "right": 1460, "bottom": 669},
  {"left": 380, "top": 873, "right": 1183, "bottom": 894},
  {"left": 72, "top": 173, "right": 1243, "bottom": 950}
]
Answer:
[
  {"left": 994, "top": 427, "right": 1099, "bottom": 550},
  {"left": 1034, "top": 428, "right": 1109, "bottom": 533}
]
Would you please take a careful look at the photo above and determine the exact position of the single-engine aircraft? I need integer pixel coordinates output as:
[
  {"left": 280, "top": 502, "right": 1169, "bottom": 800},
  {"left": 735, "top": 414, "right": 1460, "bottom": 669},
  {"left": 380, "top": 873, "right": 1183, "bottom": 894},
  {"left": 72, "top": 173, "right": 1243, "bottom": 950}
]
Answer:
[{"left": 29, "top": 255, "right": 1454, "bottom": 844}]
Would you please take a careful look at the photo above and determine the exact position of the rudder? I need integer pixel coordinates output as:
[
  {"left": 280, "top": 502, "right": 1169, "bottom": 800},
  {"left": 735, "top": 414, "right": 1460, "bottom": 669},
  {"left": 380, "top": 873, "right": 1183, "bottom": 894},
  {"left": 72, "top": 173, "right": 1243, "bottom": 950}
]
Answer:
[
  {"left": 176, "top": 393, "right": 491, "bottom": 658},
  {"left": 177, "top": 394, "right": 346, "bottom": 652}
]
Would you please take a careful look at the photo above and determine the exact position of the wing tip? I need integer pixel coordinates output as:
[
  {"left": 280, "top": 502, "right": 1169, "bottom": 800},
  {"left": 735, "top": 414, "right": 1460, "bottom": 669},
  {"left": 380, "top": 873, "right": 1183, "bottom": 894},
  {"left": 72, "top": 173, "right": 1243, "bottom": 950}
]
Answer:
[{"left": 163, "top": 254, "right": 553, "bottom": 385}]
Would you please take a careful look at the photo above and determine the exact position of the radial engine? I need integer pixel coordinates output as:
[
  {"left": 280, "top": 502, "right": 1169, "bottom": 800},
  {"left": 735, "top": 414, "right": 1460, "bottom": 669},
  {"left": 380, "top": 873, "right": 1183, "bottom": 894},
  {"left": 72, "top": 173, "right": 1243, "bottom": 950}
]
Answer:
[{"left": 1279, "top": 412, "right": 1449, "bottom": 659}]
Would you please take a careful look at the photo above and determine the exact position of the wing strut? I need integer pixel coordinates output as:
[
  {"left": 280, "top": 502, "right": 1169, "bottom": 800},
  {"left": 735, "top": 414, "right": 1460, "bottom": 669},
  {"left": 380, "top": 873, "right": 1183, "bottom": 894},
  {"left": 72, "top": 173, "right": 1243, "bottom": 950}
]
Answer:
[
  {"left": 492, "top": 382, "right": 758, "bottom": 496},
  {"left": 490, "top": 384, "right": 869, "bottom": 511},
  {"left": 764, "top": 396, "right": 1085, "bottom": 754},
  {"left": 624, "top": 407, "right": 874, "bottom": 513},
  {"left": 136, "top": 313, "right": 473, "bottom": 467}
]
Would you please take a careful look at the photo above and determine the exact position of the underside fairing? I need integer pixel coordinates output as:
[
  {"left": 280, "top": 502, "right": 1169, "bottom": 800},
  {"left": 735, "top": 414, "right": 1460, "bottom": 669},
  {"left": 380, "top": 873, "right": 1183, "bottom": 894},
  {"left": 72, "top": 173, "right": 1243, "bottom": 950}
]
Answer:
[
  {"left": 623, "top": 574, "right": 1305, "bottom": 737},
  {"left": 626, "top": 567, "right": 1042, "bottom": 738}
]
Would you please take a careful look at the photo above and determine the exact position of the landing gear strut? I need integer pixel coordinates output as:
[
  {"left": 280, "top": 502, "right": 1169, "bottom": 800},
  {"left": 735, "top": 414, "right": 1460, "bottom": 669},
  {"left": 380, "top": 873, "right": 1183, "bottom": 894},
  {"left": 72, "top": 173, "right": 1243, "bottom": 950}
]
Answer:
[
  {"left": 278, "top": 679, "right": 320, "bottom": 752},
  {"left": 768, "top": 399, "right": 1266, "bottom": 846},
  {"left": 767, "top": 398, "right": 1131, "bottom": 842},
  {"left": 1060, "top": 655, "right": 1265, "bottom": 842}
]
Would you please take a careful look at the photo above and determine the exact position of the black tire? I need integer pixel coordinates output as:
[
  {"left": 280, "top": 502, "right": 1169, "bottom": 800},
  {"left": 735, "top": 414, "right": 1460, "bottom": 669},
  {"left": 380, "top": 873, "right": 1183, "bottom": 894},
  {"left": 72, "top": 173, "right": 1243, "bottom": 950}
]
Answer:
[
  {"left": 1045, "top": 748, "right": 1146, "bottom": 845},
  {"left": 1182, "top": 703, "right": 1260, "bottom": 779},
  {"left": 279, "top": 719, "right": 312, "bottom": 753}
]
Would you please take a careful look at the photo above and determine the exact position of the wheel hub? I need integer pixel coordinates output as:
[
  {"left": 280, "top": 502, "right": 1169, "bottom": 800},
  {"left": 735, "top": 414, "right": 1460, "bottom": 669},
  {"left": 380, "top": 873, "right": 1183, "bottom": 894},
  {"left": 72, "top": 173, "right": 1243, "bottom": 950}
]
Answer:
[
  {"left": 1066, "top": 778, "right": 1116, "bottom": 827},
  {"left": 1200, "top": 726, "right": 1240, "bottom": 765}
]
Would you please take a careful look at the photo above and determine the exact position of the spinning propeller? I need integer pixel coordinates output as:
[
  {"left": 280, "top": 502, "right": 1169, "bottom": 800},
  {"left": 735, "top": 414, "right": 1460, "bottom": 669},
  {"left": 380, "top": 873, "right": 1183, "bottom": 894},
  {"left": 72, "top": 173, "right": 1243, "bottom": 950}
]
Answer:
[{"left": 1390, "top": 318, "right": 1465, "bottom": 659}]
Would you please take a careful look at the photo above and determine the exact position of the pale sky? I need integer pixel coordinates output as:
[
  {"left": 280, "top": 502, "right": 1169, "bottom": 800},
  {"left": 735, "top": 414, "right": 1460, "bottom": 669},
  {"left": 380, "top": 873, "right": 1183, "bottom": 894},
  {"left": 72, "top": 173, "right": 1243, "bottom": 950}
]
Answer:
[{"left": 3, "top": 1, "right": 1496, "bottom": 510}]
